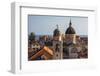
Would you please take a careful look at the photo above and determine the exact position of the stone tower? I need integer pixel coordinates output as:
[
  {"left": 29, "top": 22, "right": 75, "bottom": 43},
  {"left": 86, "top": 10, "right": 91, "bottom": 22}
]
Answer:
[{"left": 53, "top": 25, "right": 63, "bottom": 59}]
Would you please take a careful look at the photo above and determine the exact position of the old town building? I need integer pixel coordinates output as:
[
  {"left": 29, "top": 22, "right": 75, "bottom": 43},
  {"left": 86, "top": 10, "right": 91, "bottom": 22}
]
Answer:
[{"left": 28, "top": 19, "right": 88, "bottom": 60}]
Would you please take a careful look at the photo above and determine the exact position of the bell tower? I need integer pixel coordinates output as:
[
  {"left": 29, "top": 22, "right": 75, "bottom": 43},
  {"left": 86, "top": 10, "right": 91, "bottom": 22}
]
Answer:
[{"left": 53, "top": 25, "right": 63, "bottom": 59}]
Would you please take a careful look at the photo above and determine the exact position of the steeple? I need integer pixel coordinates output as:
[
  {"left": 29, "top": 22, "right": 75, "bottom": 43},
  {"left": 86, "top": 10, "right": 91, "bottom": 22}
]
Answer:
[
  {"left": 56, "top": 24, "right": 59, "bottom": 29},
  {"left": 69, "top": 19, "right": 72, "bottom": 27},
  {"left": 65, "top": 19, "right": 76, "bottom": 34}
]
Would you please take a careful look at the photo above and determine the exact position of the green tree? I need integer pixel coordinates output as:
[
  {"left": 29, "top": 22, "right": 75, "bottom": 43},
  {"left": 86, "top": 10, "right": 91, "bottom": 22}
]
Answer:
[{"left": 29, "top": 32, "right": 35, "bottom": 41}]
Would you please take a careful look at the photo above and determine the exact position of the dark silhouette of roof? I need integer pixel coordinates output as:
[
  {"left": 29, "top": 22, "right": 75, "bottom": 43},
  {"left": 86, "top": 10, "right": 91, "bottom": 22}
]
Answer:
[
  {"left": 53, "top": 25, "right": 60, "bottom": 36},
  {"left": 65, "top": 20, "right": 76, "bottom": 34}
]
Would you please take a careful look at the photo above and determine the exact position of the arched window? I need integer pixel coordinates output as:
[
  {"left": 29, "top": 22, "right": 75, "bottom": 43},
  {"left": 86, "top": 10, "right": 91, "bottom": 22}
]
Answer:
[{"left": 55, "top": 44, "right": 60, "bottom": 52}]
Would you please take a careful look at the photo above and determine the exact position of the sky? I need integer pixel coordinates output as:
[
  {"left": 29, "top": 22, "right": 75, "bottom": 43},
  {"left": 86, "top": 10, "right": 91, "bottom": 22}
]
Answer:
[{"left": 28, "top": 15, "right": 88, "bottom": 35}]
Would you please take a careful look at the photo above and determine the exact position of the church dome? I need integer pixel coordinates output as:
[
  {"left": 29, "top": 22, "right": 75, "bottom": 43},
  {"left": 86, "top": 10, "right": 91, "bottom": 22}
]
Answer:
[
  {"left": 65, "top": 20, "right": 76, "bottom": 34},
  {"left": 53, "top": 25, "right": 60, "bottom": 36}
]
